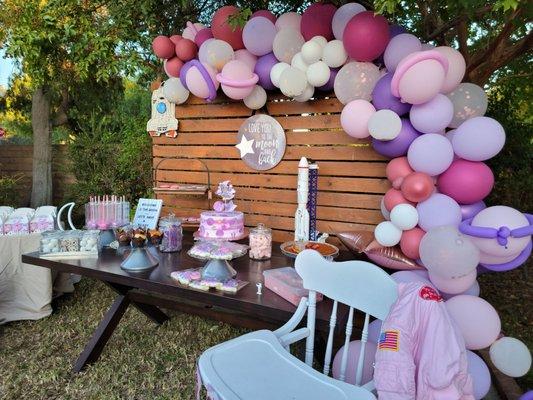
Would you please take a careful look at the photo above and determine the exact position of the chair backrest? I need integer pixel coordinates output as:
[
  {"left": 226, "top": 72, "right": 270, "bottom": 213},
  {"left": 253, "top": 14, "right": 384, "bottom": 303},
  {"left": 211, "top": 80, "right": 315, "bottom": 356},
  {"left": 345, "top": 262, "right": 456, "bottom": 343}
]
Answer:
[{"left": 295, "top": 249, "right": 398, "bottom": 386}]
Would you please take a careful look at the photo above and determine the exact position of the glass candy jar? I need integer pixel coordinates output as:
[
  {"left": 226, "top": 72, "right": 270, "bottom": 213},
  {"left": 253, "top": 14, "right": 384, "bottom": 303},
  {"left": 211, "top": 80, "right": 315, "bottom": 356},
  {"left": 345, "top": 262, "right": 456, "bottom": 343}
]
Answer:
[
  {"left": 159, "top": 215, "right": 183, "bottom": 253},
  {"left": 249, "top": 223, "right": 272, "bottom": 260}
]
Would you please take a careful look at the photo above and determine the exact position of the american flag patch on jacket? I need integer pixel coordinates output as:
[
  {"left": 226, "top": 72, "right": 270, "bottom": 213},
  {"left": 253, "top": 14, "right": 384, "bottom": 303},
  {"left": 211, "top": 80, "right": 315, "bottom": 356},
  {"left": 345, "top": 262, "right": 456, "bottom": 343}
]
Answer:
[{"left": 378, "top": 330, "right": 399, "bottom": 351}]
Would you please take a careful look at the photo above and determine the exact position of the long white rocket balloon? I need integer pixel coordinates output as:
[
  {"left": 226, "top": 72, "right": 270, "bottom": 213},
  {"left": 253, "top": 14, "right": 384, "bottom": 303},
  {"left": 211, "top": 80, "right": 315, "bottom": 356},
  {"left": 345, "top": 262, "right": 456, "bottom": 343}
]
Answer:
[{"left": 294, "top": 157, "right": 310, "bottom": 241}]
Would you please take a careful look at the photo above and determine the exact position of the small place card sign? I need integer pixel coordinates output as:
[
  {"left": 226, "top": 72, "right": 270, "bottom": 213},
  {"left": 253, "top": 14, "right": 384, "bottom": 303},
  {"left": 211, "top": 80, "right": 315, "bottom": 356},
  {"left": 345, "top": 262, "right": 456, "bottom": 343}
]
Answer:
[
  {"left": 133, "top": 199, "right": 163, "bottom": 229},
  {"left": 236, "top": 114, "right": 286, "bottom": 171}
]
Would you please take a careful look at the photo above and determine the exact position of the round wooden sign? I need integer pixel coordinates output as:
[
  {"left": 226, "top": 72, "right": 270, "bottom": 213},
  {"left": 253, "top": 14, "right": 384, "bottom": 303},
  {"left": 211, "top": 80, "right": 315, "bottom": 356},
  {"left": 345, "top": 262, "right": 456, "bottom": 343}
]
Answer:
[{"left": 235, "top": 114, "right": 286, "bottom": 171}]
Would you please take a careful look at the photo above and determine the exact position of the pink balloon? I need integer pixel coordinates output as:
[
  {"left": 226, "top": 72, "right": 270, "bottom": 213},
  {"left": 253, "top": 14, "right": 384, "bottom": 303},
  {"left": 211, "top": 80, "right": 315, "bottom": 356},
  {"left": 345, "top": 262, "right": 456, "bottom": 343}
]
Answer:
[
  {"left": 195, "top": 28, "right": 213, "bottom": 47},
  {"left": 386, "top": 157, "right": 414, "bottom": 187},
  {"left": 441, "top": 281, "right": 480, "bottom": 301},
  {"left": 251, "top": 10, "right": 277, "bottom": 24},
  {"left": 434, "top": 46, "right": 466, "bottom": 94},
  {"left": 340, "top": 100, "right": 376, "bottom": 138},
  {"left": 429, "top": 269, "right": 477, "bottom": 294},
  {"left": 446, "top": 295, "right": 501, "bottom": 350},
  {"left": 275, "top": 12, "right": 301, "bottom": 32},
  {"left": 235, "top": 49, "right": 258, "bottom": 71},
  {"left": 300, "top": 2, "right": 337, "bottom": 41},
  {"left": 384, "top": 188, "right": 415, "bottom": 211},
  {"left": 216, "top": 60, "right": 258, "bottom": 100},
  {"left": 391, "top": 50, "right": 449, "bottom": 104},
  {"left": 469, "top": 206, "right": 531, "bottom": 260},
  {"left": 400, "top": 227, "right": 426, "bottom": 259},
  {"left": 332, "top": 340, "right": 377, "bottom": 385},
  {"left": 164, "top": 57, "right": 184, "bottom": 78},
  {"left": 152, "top": 36, "right": 175, "bottom": 59},
  {"left": 401, "top": 172, "right": 434, "bottom": 202},
  {"left": 185, "top": 62, "right": 219, "bottom": 100},
  {"left": 343, "top": 11, "right": 389, "bottom": 61},
  {"left": 437, "top": 160, "right": 494, "bottom": 204}
]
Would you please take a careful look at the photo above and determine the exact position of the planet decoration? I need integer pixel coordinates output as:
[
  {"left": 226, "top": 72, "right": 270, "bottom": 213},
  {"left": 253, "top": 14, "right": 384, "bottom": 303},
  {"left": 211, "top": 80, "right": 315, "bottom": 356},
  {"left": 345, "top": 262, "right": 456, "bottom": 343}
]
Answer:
[{"left": 150, "top": 8, "right": 531, "bottom": 378}]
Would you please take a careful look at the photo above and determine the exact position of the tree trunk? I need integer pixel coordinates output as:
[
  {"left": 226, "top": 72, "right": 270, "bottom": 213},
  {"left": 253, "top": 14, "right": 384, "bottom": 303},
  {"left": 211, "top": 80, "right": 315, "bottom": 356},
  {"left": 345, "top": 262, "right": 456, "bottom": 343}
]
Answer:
[{"left": 30, "top": 86, "right": 53, "bottom": 207}]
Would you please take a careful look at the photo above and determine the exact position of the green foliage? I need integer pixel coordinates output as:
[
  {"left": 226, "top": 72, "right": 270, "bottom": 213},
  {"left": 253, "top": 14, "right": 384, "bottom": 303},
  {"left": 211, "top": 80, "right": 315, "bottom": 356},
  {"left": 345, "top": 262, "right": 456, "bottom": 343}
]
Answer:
[
  {"left": 66, "top": 82, "right": 152, "bottom": 207},
  {"left": 0, "top": 174, "right": 23, "bottom": 207}
]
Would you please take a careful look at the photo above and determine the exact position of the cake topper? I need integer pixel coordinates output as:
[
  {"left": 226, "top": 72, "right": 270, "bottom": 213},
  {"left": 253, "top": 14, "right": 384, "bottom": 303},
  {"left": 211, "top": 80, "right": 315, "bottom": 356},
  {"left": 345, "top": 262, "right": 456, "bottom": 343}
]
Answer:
[{"left": 213, "top": 181, "right": 237, "bottom": 212}]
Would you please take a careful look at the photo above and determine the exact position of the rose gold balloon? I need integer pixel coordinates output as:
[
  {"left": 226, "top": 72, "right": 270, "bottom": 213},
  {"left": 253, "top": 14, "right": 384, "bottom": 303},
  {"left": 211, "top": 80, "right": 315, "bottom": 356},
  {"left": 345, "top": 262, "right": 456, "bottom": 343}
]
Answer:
[
  {"left": 401, "top": 172, "right": 434, "bottom": 202},
  {"left": 364, "top": 240, "right": 425, "bottom": 271},
  {"left": 336, "top": 231, "right": 375, "bottom": 254},
  {"left": 400, "top": 227, "right": 426, "bottom": 259},
  {"left": 384, "top": 188, "right": 415, "bottom": 211}
]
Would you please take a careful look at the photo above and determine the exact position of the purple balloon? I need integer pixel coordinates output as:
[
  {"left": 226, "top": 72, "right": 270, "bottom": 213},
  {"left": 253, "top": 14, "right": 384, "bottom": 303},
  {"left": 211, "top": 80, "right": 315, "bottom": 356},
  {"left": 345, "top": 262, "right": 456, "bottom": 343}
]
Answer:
[
  {"left": 254, "top": 52, "right": 278, "bottom": 90},
  {"left": 317, "top": 67, "right": 339, "bottom": 92},
  {"left": 466, "top": 350, "right": 491, "bottom": 400},
  {"left": 417, "top": 193, "right": 462, "bottom": 231},
  {"left": 372, "top": 73, "right": 411, "bottom": 115},
  {"left": 520, "top": 391, "right": 533, "bottom": 400},
  {"left": 461, "top": 201, "right": 486, "bottom": 220},
  {"left": 409, "top": 94, "right": 453, "bottom": 134},
  {"left": 367, "top": 319, "right": 382, "bottom": 343},
  {"left": 390, "top": 24, "right": 408, "bottom": 37},
  {"left": 372, "top": 118, "right": 421, "bottom": 158}
]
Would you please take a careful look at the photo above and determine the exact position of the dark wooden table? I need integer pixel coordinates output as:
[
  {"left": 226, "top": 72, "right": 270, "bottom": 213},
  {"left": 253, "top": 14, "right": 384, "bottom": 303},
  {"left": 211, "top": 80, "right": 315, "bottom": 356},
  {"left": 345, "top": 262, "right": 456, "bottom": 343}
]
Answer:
[{"left": 22, "top": 236, "right": 353, "bottom": 372}]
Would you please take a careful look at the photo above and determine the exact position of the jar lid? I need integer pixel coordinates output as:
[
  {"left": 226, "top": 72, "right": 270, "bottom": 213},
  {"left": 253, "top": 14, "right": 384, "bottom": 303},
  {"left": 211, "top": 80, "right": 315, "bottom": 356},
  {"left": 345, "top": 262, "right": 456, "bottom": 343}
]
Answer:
[{"left": 252, "top": 223, "right": 271, "bottom": 233}]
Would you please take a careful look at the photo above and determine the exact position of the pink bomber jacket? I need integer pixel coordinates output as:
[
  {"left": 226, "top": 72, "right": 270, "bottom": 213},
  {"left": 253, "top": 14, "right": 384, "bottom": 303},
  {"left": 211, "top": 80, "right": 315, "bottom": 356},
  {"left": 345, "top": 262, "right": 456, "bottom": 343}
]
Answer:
[{"left": 374, "top": 282, "right": 475, "bottom": 400}]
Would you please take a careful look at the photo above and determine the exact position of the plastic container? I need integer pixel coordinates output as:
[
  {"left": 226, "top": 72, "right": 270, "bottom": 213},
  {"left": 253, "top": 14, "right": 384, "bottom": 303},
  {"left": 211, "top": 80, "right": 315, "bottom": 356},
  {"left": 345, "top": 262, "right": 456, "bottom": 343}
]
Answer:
[
  {"left": 59, "top": 231, "right": 80, "bottom": 252},
  {"left": 80, "top": 230, "right": 100, "bottom": 252},
  {"left": 263, "top": 267, "right": 323, "bottom": 306},
  {"left": 40, "top": 231, "right": 61, "bottom": 254},
  {"left": 249, "top": 223, "right": 272, "bottom": 260},
  {"left": 159, "top": 215, "right": 183, "bottom": 252}
]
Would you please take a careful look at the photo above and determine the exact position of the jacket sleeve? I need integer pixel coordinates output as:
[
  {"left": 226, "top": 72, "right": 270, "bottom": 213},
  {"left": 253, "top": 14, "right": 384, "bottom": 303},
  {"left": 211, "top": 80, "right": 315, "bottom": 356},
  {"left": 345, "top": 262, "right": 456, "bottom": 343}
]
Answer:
[{"left": 417, "top": 302, "right": 475, "bottom": 400}]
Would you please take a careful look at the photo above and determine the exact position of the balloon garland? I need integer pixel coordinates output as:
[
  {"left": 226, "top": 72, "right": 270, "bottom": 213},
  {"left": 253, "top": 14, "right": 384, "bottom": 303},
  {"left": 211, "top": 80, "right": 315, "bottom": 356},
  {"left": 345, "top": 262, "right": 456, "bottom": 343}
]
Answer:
[{"left": 151, "top": 3, "right": 532, "bottom": 384}]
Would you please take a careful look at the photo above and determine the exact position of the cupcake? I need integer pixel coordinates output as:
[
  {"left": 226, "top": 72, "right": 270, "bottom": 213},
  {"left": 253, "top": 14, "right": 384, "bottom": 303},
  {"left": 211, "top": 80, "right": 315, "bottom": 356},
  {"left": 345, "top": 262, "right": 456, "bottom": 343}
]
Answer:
[{"left": 148, "top": 229, "right": 163, "bottom": 246}]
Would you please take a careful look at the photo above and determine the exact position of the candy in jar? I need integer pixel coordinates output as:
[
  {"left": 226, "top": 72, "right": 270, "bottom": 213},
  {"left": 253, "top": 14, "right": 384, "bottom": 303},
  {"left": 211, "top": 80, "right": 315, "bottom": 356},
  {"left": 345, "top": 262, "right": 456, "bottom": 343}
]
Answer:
[
  {"left": 249, "top": 223, "right": 272, "bottom": 260},
  {"left": 159, "top": 215, "right": 183, "bottom": 252}
]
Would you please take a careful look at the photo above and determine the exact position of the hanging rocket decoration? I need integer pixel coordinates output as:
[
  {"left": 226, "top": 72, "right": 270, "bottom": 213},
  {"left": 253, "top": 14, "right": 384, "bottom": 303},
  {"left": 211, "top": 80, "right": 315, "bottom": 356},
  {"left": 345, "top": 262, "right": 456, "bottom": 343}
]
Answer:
[
  {"left": 307, "top": 161, "right": 319, "bottom": 241},
  {"left": 147, "top": 87, "right": 179, "bottom": 138},
  {"left": 294, "top": 157, "right": 310, "bottom": 242}
]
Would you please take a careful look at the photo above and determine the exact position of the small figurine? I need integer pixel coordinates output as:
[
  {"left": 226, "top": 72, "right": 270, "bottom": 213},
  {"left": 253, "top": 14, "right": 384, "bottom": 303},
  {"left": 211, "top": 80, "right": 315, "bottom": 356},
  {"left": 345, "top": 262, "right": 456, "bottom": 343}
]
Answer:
[
  {"left": 256, "top": 282, "right": 263, "bottom": 295},
  {"left": 147, "top": 87, "right": 179, "bottom": 138}
]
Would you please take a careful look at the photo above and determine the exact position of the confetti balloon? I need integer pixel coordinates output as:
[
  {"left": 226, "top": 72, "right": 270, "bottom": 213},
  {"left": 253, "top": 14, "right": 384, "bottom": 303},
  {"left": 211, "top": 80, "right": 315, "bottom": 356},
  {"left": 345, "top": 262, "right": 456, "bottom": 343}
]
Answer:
[
  {"left": 275, "top": 12, "right": 301, "bottom": 32},
  {"left": 420, "top": 226, "right": 480, "bottom": 279},
  {"left": 243, "top": 16, "right": 277, "bottom": 56},
  {"left": 332, "top": 2, "right": 366, "bottom": 40},
  {"left": 434, "top": 46, "right": 466, "bottom": 94},
  {"left": 254, "top": 52, "right": 278, "bottom": 90},
  {"left": 162, "top": 78, "right": 189, "bottom": 104},
  {"left": 306, "top": 61, "right": 330, "bottom": 87},
  {"left": 279, "top": 66, "right": 307, "bottom": 97},
  {"left": 447, "top": 83, "right": 488, "bottom": 128},
  {"left": 199, "top": 39, "right": 235, "bottom": 71},
  {"left": 452, "top": 116, "right": 506, "bottom": 161},
  {"left": 273, "top": 29, "right": 305, "bottom": 64},
  {"left": 343, "top": 11, "right": 390, "bottom": 61},
  {"left": 322, "top": 40, "right": 348, "bottom": 68},
  {"left": 334, "top": 61, "right": 380, "bottom": 104},
  {"left": 211, "top": 6, "right": 244, "bottom": 50},
  {"left": 300, "top": 2, "right": 337, "bottom": 41},
  {"left": 243, "top": 85, "right": 267, "bottom": 110},
  {"left": 384, "top": 34, "right": 422, "bottom": 72}
]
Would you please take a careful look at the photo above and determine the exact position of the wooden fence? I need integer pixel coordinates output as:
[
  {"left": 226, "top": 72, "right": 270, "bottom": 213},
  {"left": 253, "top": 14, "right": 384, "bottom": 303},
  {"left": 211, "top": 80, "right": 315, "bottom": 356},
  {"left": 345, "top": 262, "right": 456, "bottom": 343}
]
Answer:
[
  {"left": 0, "top": 145, "right": 74, "bottom": 206},
  {"left": 152, "top": 92, "right": 389, "bottom": 243}
]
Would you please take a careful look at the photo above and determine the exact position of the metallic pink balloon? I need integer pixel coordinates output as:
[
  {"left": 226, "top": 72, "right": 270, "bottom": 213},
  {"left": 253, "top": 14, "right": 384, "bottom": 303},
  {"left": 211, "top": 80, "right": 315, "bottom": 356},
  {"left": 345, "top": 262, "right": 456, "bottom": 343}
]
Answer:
[
  {"left": 336, "top": 231, "right": 375, "bottom": 254},
  {"left": 365, "top": 240, "right": 425, "bottom": 270}
]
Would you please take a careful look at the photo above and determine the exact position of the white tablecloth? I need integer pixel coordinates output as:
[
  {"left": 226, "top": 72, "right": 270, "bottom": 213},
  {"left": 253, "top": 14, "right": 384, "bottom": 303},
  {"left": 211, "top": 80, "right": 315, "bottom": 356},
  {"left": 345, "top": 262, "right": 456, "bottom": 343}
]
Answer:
[{"left": 0, "top": 234, "right": 78, "bottom": 324}]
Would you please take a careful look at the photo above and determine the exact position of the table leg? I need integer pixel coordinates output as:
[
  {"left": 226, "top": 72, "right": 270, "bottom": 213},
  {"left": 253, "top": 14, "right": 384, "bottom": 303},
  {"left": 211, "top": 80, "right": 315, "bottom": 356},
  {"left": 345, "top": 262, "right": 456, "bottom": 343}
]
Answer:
[
  {"left": 106, "top": 282, "right": 169, "bottom": 325},
  {"left": 73, "top": 294, "right": 130, "bottom": 373}
]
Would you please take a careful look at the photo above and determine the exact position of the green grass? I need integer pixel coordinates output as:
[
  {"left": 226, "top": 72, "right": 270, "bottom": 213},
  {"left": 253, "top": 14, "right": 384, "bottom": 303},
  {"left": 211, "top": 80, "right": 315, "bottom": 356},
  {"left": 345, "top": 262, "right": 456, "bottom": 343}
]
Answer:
[{"left": 1, "top": 267, "right": 531, "bottom": 399}]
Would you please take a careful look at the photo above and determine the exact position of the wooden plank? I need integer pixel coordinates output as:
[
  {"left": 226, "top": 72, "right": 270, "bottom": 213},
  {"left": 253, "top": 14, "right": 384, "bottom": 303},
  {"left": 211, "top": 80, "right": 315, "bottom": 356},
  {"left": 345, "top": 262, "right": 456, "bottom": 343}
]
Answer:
[
  {"left": 153, "top": 158, "right": 386, "bottom": 178},
  {"left": 177, "top": 102, "right": 253, "bottom": 119},
  {"left": 152, "top": 130, "right": 365, "bottom": 146},
  {"left": 266, "top": 97, "right": 343, "bottom": 115},
  {"left": 153, "top": 144, "right": 386, "bottom": 161},
  {"left": 155, "top": 170, "right": 388, "bottom": 194}
]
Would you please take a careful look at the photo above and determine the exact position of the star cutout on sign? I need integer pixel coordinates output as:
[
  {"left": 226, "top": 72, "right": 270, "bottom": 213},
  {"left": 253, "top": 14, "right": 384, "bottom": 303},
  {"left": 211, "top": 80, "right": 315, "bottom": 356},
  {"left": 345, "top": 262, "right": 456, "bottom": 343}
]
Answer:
[{"left": 236, "top": 135, "right": 255, "bottom": 158}]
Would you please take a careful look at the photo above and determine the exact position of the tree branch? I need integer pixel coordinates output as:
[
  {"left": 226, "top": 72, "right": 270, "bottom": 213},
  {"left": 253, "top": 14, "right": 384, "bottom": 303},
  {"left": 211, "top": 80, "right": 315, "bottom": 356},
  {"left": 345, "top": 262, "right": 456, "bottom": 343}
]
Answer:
[
  {"left": 425, "top": 4, "right": 492, "bottom": 41},
  {"left": 457, "top": 19, "right": 470, "bottom": 65},
  {"left": 51, "top": 90, "right": 69, "bottom": 127}
]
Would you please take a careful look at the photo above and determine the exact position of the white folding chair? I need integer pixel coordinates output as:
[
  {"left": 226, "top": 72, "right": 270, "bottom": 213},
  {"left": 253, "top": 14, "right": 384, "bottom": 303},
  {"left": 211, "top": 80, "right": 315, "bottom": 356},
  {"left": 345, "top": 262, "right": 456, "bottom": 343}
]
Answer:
[{"left": 197, "top": 249, "right": 398, "bottom": 400}]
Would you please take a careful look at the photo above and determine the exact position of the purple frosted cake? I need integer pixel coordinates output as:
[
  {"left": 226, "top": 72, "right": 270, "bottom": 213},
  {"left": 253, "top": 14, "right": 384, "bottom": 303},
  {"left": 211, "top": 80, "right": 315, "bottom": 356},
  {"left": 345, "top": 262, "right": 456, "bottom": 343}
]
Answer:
[{"left": 198, "top": 211, "right": 244, "bottom": 240}]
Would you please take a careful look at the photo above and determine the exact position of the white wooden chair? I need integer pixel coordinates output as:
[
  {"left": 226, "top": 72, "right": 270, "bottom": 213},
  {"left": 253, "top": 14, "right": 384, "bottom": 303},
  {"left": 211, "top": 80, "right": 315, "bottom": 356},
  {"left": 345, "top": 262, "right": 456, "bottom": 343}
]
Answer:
[{"left": 197, "top": 249, "right": 398, "bottom": 400}]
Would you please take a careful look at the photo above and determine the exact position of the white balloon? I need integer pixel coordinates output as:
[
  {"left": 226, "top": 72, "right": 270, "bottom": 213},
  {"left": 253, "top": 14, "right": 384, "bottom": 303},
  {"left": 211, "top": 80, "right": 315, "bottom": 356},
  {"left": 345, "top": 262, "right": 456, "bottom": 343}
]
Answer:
[
  {"left": 301, "top": 40, "right": 323, "bottom": 64},
  {"left": 322, "top": 40, "right": 348, "bottom": 68},
  {"left": 380, "top": 198, "right": 390, "bottom": 220},
  {"left": 311, "top": 35, "right": 328, "bottom": 48},
  {"left": 270, "top": 62, "right": 290, "bottom": 88},
  {"left": 390, "top": 204, "right": 419, "bottom": 230},
  {"left": 279, "top": 66, "right": 307, "bottom": 97},
  {"left": 273, "top": 28, "right": 305, "bottom": 64},
  {"left": 306, "top": 61, "right": 330, "bottom": 87},
  {"left": 291, "top": 52, "right": 309, "bottom": 72},
  {"left": 374, "top": 221, "right": 402, "bottom": 247},
  {"left": 162, "top": 78, "right": 189, "bottom": 104},
  {"left": 490, "top": 337, "right": 532, "bottom": 378},
  {"left": 294, "top": 84, "right": 315, "bottom": 102},
  {"left": 368, "top": 109, "right": 402, "bottom": 141},
  {"left": 244, "top": 85, "right": 267, "bottom": 110}
]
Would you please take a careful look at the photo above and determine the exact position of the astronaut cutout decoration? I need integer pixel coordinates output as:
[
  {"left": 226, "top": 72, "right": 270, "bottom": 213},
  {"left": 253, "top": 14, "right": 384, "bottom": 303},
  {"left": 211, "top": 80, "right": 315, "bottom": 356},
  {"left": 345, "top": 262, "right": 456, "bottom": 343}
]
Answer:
[{"left": 147, "top": 87, "right": 179, "bottom": 138}]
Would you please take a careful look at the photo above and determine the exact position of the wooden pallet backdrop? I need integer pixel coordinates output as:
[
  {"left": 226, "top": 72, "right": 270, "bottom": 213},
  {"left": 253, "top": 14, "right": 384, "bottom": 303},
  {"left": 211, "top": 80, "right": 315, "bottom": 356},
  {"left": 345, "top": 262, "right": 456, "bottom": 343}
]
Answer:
[{"left": 152, "top": 92, "right": 389, "bottom": 243}]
